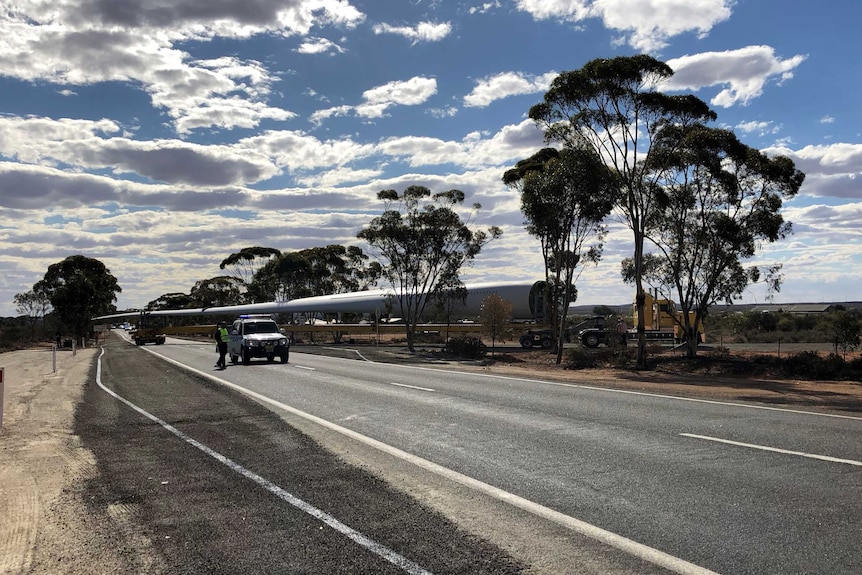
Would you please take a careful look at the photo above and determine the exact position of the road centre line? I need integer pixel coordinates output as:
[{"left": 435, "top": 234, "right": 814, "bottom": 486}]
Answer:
[
  {"left": 145, "top": 347, "right": 718, "bottom": 575},
  {"left": 96, "top": 348, "right": 434, "bottom": 575},
  {"left": 356, "top": 358, "right": 862, "bottom": 422},
  {"left": 389, "top": 382, "right": 435, "bottom": 392},
  {"left": 680, "top": 433, "right": 862, "bottom": 466}
]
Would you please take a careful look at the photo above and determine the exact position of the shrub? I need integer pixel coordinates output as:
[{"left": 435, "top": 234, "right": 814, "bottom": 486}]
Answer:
[
  {"left": 445, "top": 336, "right": 487, "bottom": 359},
  {"left": 565, "top": 347, "right": 597, "bottom": 369},
  {"left": 779, "top": 351, "right": 849, "bottom": 380}
]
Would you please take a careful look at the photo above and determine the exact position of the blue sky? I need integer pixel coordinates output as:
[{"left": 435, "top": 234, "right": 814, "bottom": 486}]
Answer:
[{"left": 1, "top": 0, "right": 861, "bottom": 317}]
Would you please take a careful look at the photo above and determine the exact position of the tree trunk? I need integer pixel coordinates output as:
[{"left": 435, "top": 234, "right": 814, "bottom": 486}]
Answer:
[
  {"left": 405, "top": 322, "right": 415, "bottom": 352},
  {"left": 687, "top": 333, "right": 698, "bottom": 358},
  {"left": 633, "top": 228, "right": 648, "bottom": 369}
]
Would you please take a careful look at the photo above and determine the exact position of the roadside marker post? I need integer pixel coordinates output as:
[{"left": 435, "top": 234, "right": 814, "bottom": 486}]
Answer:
[{"left": 0, "top": 367, "right": 5, "bottom": 428}]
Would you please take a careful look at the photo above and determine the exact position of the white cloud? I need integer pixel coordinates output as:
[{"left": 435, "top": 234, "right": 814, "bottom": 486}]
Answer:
[
  {"left": 296, "top": 37, "right": 345, "bottom": 54},
  {"left": 428, "top": 107, "right": 458, "bottom": 118},
  {"left": 735, "top": 120, "right": 780, "bottom": 137},
  {"left": 763, "top": 143, "right": 862, "bottom": 200},
  {"left": 468, "top": 2, "right": 502, "bottom": 15},
  {"left": 766, "top": 143, "right": 862, "bottom": 177},
  {"left": 51, "top": 0, "right": 366, "bottom": 36},
  {"left": 372, "top": 21, "right": 452, "bottom": 43},
  {"left": 361, "top": 76, "right": 438, "bottom": 106},
  {"left": 310, "top": 77, "right": 438, "bottom": 124},
  {"left": 515, "top": 0, "right": 733, "bottom": 51},
  {"left": 464, "top": 71, "right": 558, "bottom": 108},
  {"left": 0, "top": 116, "right": 280, "bottom": 186},
  {"left": 0, "top": 1, "right": 363, "bottom": 135},
  {"left": 666, "top": 46, "right": 807, "bottom": 107},
  {"left": 294, "top": 166, "right": 385, "bottom": 187},
  {"left": 377, "top": 119, "right": 544, "bottom": 168}
]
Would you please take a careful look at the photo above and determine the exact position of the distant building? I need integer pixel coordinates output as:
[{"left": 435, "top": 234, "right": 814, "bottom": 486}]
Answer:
[{"left": 749, "top": 303, "right": 839, "bottom": 314}]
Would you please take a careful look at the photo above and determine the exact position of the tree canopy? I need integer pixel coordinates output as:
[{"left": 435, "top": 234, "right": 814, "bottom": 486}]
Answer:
[
  {"left": 357, "top": 185, "right": 501, "bottom": 351},
  {"left": 36, "top": 255, "right": 121, "bottom": 341},
  {"left": 190, "top": 276, "right": 245, "bottom": 308},
  {"left": 246, "top": 245, "right": 381, "bottom": 316},
  {"left": 622, "top": 124, "right": 804, "bottom": 356},
  {"left": 530, "top": 55, "right": 718, "bottom": 367},
  {"left": 219, "top": 246, "right": 282, "bottom": 299},
  {"left": 14, "top": 286, "right": 52, "bottom": 337},
  {"left": 504, "top": 145, "right": 616, "bottom": 363}
]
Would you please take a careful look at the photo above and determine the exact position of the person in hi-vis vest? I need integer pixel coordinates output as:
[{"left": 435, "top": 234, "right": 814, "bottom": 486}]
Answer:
[{"left": 214, "top": 321, "right": 229, "bottom": 369}]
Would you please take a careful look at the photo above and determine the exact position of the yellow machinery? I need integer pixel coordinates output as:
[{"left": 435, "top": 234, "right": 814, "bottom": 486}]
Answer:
[{"left": 634, "top": 293, "right": 705, "bottom": 342}]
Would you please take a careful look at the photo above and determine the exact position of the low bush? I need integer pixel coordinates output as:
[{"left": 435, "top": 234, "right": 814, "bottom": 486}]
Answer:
[
  {"left": 565, "top": 348, "right": 597, "bottom": 369},
  {"left": 445, "top": 336, "right": 487, "bottom": 359},
  {"left": 769, "top": 351, "right": 862, "bottom": 381}
]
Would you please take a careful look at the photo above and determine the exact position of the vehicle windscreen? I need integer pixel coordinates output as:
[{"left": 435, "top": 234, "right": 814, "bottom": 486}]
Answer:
[{"left": 245, "top": 322, "right": 279, "bottom": 334}]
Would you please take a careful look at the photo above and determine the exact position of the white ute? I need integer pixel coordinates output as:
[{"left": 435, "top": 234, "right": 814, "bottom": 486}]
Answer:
[{"left": 227, "top": 315, "right": 290, "bottom": 365}]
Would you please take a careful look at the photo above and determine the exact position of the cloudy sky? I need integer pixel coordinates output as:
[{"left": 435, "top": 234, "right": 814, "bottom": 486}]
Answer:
[{"left": 1, "top": 0, "right": 860, "bottom": 316}]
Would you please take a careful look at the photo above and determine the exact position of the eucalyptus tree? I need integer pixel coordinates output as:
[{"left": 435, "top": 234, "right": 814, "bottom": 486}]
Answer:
[
  {"left": 190, "top": 276, "right": 245, "bottom": 307},
  {"left": 14, "top": 286, "right": 52, "bottom": 337},
  {"left": 36, "top": 255, "right": 121, "bottom": 342},
  {"left": 146, "top": 292, "right": 195, "bottom": 310},
  {"left": 248, "top": 251, "right": 314, "bottom": 303},
  {"left": 246, "top": 245, "right": 380, "bottom": 314},
  {"left": 300, "top": 245, "right": 382, "bottom": 296},
  {"left": 219, "top": 246, "right": 282, "bottom": 301},
  {"left": 623, "top": 124, "right": 804, "bottom": 358},
  {"left": 529, "top": 54, "right": 716, "bottom": 368},
  {"left": 357, "top": 186, "right": 501, "bottom": 352},
  {"left": 504, "top": 146, "right": 616, "bottom": 363}
]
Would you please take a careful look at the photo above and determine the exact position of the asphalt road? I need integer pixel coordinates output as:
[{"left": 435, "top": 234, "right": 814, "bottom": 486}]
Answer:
[
  {"left": 87, "top": 336, "right": 530, "bottom": 575},
  {"left": 101, "top": 333, "right": 862, "bottom": 574}
]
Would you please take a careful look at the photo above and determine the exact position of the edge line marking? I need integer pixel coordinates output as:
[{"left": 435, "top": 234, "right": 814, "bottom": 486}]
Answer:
[
  {"left": 143, "top": 345, "right": 719, "bottom": 575},
  {"left": 96, "top": 347, "right": 434, "bottom": 575}
]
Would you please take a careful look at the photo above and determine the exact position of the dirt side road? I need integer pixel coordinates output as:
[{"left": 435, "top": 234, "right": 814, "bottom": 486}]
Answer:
[
  {"left": 2, "top": 338, "right": 860, "bottom": 575},
  {"left": 0, "top": 345, "right": 120, "bottom": 574}
]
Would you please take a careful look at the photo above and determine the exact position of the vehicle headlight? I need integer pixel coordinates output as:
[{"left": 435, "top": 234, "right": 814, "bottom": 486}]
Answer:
[
  {"left": 244, "top": 339, "right": 258, "bottom": 347},
  {"left": 279, "top": 338, "right": 288, "bottom": 346}
]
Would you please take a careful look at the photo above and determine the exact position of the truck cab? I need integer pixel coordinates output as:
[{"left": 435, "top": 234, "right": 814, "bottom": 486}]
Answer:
[{"left": 227, "top": 315, "right": 290, "bottom": 365}]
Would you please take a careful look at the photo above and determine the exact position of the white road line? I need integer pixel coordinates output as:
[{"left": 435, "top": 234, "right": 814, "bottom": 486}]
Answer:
[
  {"left": 146, "top": 349, "right": 718, "bottom": 575},
  {"left": 96, "top": 347, "right": 434, "bottom": 575},
  {"left": 680, "top": 433, "right": 862, "bottom": 466},
  {"left": 322, "top": 346, "right": 374, "bottom": 362},
  {"left": 294, "top": 365, "right": 316, "bottom": 371},
  {"left": 389, "top": 382, "right": 435, "bottom": 392},
  {"left": 358, "top": 360, "right": 862, "bottom": 422}
]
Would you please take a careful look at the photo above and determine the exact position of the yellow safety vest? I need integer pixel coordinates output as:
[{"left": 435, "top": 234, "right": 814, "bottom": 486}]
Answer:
[{"left": 217, "top": 327, "right": 229, "bottom": 343}]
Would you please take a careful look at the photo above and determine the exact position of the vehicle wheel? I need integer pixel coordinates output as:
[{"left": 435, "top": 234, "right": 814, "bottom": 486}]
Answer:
[
  {"left": 242, "top": 348, "right": 251, "bottom": 365},
  {"left": 519, "top": 335, "right": 533, "bottom": 349},
  {"left": 541, "top": 337, "right": 553, "bottom": 349},
  {"left": 583, "top": 333, "right": 600, "bottom": 348},
  {"left": 135, "top": 339, "right": 142, "bottom": 346},
  {"left": 156, "top": 337, "right": 165, "bottom": 345},
  {"left": 266, "top": 353, "right": 275, "bottom": 363},
  {"left": 280, "top": 352, "right": 289, "bottom": 364},
  {"left": 230, "top": 354, "right": 238, "bottom": 364}
]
